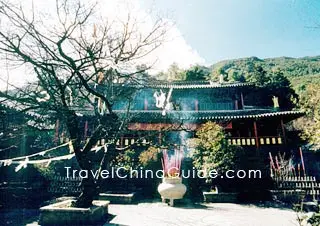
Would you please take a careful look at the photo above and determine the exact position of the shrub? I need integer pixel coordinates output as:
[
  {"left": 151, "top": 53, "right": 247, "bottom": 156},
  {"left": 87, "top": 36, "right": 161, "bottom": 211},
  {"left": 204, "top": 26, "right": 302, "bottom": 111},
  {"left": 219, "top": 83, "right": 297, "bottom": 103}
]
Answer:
[{"left": 188, "top": 121, "right": 243, "bottom": 176}]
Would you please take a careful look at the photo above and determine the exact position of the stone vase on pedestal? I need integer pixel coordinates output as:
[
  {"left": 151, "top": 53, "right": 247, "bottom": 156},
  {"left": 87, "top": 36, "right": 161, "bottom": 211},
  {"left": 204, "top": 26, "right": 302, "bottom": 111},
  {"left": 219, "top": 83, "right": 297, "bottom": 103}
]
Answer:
[{"left": 157, "top": 177, "right": 186, "bottom": 206}]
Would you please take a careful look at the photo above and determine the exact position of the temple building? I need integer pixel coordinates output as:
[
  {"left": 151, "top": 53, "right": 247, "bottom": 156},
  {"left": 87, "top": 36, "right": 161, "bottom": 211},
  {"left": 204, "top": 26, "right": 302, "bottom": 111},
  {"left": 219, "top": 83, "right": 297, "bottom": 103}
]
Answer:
[
  {"left": 106, "top": 80, "right": 304, "bottom": 153},
  {"left": 0, "top": 80, "right": 304, "bottom": 159}
]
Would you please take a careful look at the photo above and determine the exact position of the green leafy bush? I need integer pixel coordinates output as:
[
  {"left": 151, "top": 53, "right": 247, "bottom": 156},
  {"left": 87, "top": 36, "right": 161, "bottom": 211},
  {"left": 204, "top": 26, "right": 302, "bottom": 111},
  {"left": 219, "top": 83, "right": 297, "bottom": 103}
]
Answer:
[{"left": 188, "top": 122, "right": 243, "bottom": 179}]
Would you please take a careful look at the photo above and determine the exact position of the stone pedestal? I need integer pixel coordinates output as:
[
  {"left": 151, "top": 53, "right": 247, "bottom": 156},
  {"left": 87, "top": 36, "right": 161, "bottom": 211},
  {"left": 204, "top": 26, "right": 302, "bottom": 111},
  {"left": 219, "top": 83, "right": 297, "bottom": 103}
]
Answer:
[{"left": 39, "top": 199, "right": 109, "bottom": 225}]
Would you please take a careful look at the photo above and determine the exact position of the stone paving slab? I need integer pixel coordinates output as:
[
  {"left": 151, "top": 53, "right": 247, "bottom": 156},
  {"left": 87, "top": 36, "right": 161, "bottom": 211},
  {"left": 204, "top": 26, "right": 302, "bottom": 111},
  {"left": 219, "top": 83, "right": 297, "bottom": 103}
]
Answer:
[
  {"left": 2, "top": 201, "right": 299, "bottom": 226},
  {"left": 105, "top": 202, "right": 299, "bottom": 226}
]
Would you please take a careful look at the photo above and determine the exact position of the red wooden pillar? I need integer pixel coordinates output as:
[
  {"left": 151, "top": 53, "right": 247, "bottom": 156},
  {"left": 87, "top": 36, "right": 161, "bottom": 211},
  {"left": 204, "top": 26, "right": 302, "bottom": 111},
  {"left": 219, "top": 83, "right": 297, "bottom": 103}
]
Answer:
[
  {"left": 194, "top": 100, "right": 199, "bottom": 111},
  {"left": 253, "top": 120, "right": 259, "bottom": 148},
  {"left": 280, "top": 118, "right": 287, "bottom": 145}
]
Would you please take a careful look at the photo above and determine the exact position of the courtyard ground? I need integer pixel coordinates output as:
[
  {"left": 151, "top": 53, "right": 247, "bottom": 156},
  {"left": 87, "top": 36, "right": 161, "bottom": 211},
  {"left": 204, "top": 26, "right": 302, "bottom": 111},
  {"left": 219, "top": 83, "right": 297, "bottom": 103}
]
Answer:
[
  {"left": 2, "top": 200, "right": 299, "bottom": 226},
  {"left": 105, "top": 201, "right": 299, "bottom": 226}
]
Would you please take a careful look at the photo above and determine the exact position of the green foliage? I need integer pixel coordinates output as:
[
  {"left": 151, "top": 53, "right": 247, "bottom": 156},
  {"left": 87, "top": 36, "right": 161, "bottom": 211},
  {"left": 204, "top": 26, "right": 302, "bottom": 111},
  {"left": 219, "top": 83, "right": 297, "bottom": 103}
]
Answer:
[
  {"left": 139, "top": 146, "right": 160, "bottom": 167},
  {"left": 138, "top": 146, "right": 162, "bottom": 196},
  {"left": 265, "top": 69, "right": 298, "bottom": 109},
  {"left": 216, "top": 67, "right": 226, "bottom": 76},
  {"left": 290, "top": 74, "right": 320, "bottom": 150},
  {"left": 246, "top": 65, "right": 269, "bottom": 86},
  {"left": 267, "top": 70, "right": 299, "bottom": 109},
  {"left": 33, "top": 158, "right": 76, "bottom": 180},
  {"left": 138, "top": 146, "right": 162, "bottom": 176},
  {"left": 188, "top": 122, "right": 243, "bottom": 177},
  {"left": 294, "top": 83, "right": 320, "bottom": 149},
  {"left": 207, "top": 56, "right": 319, "bottom": 110},
  {"left": 209, "top": 56, "right": 320, "bottom": 81},
  {"left": 243, "top": 66, "right": 298, "bottom": 109},
  {"left": 211, "top": 66, "right": 228, "bottom": 81},
  {"left": 34, "top": 162, "right": 57, "bottom": 179},
  {"left": 185, "top": 65, "right": 210, "bottom": 81},
  {"left": 228, "top": 69, "right": 245, "bottom": 82},
  {"left": 112, "top": 149, "right": 141, "bottom": 170},
  {"left": 157, "top": 63, "right": 186, "bottom": 81},
  {"left": 157, "top": 55, "right": 320, "bottom": 84},
  {"left": 290, "top": 74, "right": 320, "bottom": 92},
  {"left": 156, "top": 64, "right": 210, "bottom": 81}
]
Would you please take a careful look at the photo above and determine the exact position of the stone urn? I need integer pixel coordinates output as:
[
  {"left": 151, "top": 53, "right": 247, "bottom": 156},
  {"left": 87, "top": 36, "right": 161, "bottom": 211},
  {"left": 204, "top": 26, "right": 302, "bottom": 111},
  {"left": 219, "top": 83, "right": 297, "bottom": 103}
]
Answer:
[{"left": 158, "top": 177, "right": 187, "bottom": 206}]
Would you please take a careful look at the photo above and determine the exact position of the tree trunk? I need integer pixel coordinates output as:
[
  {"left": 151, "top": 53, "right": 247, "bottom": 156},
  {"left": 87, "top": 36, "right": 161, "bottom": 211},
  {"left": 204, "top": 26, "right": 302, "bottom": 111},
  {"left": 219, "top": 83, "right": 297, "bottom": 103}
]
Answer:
[
  {"left": 72, "top": 154, "right": 97, "bottom": 208},
  {"left": 65, "top": 111, "right": 118, "bottom": 208}
]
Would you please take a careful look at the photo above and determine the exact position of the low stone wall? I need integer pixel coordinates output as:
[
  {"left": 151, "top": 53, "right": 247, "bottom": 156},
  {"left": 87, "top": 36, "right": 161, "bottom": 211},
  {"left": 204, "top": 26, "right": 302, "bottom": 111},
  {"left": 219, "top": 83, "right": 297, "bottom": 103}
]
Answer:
[
  {"left": 203, "top": 192, "right": 238, "bottom": 203},
  {"left": 39, "top": 199, "right": 109, "bottom": 225},
  {"left": 98, "top": 192, "right": 137, "bottom": 204},
  {"left": 270, "top": 189, "right": 306, "bottom": 203}
]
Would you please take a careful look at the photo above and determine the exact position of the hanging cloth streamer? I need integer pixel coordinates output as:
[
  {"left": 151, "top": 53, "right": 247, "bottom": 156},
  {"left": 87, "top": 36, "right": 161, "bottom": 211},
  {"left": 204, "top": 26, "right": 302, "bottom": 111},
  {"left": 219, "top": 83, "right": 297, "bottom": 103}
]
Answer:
[
  {"left": 68, "top": 141, "right": 74, "bottom": 154},
  {"left": 15, "top": 157, "right": 29, "bottom": 172},
  {"left": 96, "top": 71, "right": 106, "bottom": 115}
]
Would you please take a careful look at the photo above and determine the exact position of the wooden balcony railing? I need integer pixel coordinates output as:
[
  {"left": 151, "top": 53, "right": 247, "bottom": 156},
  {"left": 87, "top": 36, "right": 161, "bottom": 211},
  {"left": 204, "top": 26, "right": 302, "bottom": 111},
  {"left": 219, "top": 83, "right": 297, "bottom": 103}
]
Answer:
[
  {"left": 83, "top": 138, "right": 150, "bottom": 148},
  {"left": 90, "top": 136, "right": 283, "bottom": 149},
  {"left": 227, "top": 136, "right": 283, "bottom": 146}
]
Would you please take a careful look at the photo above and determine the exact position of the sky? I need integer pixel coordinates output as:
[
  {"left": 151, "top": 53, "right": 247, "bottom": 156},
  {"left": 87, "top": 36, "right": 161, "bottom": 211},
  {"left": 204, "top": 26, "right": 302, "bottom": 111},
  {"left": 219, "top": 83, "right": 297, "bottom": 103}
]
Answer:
[
  {"left": 1, "top": 0, "right": 320, "bottom": 89},
  {"left": 141, "top": 0, "right": 320, "bottom": 64}
]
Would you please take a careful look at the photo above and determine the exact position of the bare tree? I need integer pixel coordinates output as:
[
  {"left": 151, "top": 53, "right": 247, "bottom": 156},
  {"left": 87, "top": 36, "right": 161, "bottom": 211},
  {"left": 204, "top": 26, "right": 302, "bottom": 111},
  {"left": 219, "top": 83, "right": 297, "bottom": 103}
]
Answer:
[{"left": 0, "top": 0, "right": 168, "bottom": 207}]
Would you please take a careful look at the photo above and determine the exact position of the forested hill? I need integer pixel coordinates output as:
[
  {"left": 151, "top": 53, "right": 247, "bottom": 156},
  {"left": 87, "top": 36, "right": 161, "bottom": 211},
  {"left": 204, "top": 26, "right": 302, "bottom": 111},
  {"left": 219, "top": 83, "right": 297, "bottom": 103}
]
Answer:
[
  {"left": 156, "top": 55, "right": 320, "bottom": 83},
  {"left": 210, "top": 55, "right": 320, "bottom": 80}
]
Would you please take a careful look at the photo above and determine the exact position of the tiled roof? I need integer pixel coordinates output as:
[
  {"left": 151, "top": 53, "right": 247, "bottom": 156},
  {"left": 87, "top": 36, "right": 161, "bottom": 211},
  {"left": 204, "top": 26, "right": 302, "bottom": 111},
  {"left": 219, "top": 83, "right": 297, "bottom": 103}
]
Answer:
[
  {"left": 124, "top": 81, "right": 252, "bottom": 89},
  {"left": 0, "top": 99, "right": 55, "bottom": 130},
  {"left": 114, "top": 109, "right": 304, "bottom": 122}
]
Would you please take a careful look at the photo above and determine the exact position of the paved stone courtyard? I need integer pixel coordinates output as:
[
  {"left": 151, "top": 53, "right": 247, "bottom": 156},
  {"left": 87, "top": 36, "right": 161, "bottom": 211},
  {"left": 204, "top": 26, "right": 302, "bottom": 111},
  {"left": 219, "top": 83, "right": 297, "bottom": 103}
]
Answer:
[
  {"left": 105, "top": 201, "right": 299, "bottom": 226},
  {"left": 3, "top": 200, "right": 299, "bottom": 226}
]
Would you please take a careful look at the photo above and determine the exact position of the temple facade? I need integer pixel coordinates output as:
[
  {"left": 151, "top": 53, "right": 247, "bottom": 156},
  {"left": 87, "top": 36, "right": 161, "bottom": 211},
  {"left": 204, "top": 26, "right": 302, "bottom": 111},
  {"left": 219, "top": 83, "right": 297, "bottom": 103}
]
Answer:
[
  {"left": 0, "top": 80, "right": 304, "bottom": 159},
  {"left": 107, "top": 80, "right": 303, "bottom": 151}
]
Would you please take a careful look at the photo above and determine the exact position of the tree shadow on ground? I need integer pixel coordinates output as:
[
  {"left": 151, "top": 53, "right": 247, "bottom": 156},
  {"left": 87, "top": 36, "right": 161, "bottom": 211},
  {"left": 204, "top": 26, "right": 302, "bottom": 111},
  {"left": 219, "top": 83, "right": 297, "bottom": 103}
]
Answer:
[{"left": 0, "top": 208, "right": 122, "bottom": 226}]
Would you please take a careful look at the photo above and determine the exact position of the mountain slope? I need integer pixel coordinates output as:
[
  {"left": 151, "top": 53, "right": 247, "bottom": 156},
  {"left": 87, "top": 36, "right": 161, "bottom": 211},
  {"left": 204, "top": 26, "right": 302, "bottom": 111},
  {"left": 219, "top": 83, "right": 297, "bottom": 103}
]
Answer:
[{"left": 210, "top": 55, "right": 320, "bottom": 80}]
